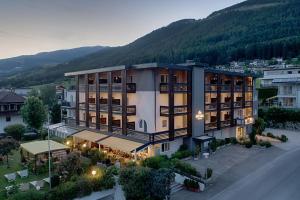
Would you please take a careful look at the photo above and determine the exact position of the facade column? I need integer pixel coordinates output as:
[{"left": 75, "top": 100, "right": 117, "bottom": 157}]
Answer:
[
  {"left": 75, "top": 75, "right": 80, "bottom": 126},
  {"left": 107, "top": 72, "right": 113, "bottom": 133},
  {"left": 95, "top": 73, "right": 100, "bottom": 129},
  {"left": 187, "top": 70, "right": 193, "bottom": 136},
  {"left": 168, "top": 69, "right": 175, "bottom": 141},
  {"left": 85, "top": 74, "right": 89, "bottom": 128},
  {"left": 230, "top": 76, "right": 235, "bottom": 126},
  {"left": 121, "top": 70, "right": 127, "bottom": 135},
  {"left": 217, "top": 73, "right": 221, "bottom": 130}
]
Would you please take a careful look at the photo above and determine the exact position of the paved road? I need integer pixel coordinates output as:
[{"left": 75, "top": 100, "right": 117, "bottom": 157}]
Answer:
[{"left": 210, "top": 147, "right": 300, "bottom": 200}]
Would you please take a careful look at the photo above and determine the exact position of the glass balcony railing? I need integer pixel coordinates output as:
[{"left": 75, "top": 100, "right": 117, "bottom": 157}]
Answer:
[
  {"left": 160, "top": 105, "right": 188, "bottom": 116},
  {"left": 205, "top": 103, "right": 217, "bottom": 111},
  {"left": 160, "top": 83, "right": 188, "bottom": 93}
]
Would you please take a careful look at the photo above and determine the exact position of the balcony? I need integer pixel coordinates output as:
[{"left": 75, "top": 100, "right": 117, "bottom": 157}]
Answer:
[
  {"left": 89, "top": 104, "right": 96, "bottom": 111},
  {"left": 220, "top": 84, "right": 231, "bottom": 92},
  {"left": 127, "top": 83, "right": 136, "bottom": 93},
  {"left": 112, "top": 83, "right": 122, "bottom": 91},
  {"left": 160, "top": 105, "right": 188, "bottom": 116},
  {"left": 236, "top": 117, "right": 254, "bottom": 125},
  {"left": 220, "top": 102, "right": 231, "bottom": 109},
  {"left": 221, "top": 119, "right": 231, "bottom": 128},
  {"left": 127, "top": 105, "right": 136, "bottom": 115},
  {"left": 79, "top": 103, "right": 85, "bottom": 110},
  {"left": 205, "top": 84, "right": 217, "bottom": 92},
  {"left": 245, "top": 101, "right": 253, "bottom": 107},
  {"left": 112, "top": 105, "right": 122, "bottom": 114},
  {"left": 205, "top": 103, "right": 217, "bottom": 111},
  {"left": 100, "top": 85, "right": 108, "bottom": 92},
  {"left": 88, "top": 85, "right": 96, "bottom": 92},
  {"left": 234, "top": 101, "right": 243, "bottom": 108},
  {"left": 205, "top": 122, "right": 217, "bottom": 131},
  {"left": 160, "top": 83, "right": 188, "bottom": 93}
]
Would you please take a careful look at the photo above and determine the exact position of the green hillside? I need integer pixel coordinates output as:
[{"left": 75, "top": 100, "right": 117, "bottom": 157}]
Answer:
[{"left": 1, "top": 0, "right": 300, "bottom": 87}]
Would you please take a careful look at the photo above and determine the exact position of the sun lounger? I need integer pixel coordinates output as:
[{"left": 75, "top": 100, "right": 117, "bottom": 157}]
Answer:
[
  {"left": 43, "top": 177, "right": 50, "bottom": 184},
  {"left": 19, "top": 183, "right": 30, "bottom": 192},
  {"left": 4, "top": 173, "right": 16, "bottom": 182},
  {"left": 17, "top": 169, "right": 28, "bottom": 178}
]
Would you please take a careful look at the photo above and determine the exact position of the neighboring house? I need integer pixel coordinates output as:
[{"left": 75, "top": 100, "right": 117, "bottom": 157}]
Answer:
[
  {"left": 0, "top": 91, "right": 25, "bottom": 133},
  {"left": 56, "top": 85, "right": 65, "bottom": 104},
  {"left": 62, "top": 62, "right": 257, "bottom": 157},
  {"left": 260, "top": 67, "right": 300, "bottom": 108},
  {"left": 61, "top": 89, "right": 76, "bottom": 121}
]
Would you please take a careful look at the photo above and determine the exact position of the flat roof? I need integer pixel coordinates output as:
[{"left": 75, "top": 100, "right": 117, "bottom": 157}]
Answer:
[
  {"left": 73, "top": 130, "right": 109, "bottom": 142},
  {"left": 98, "top": 136, "right": 146, "bottom": 153},
  {"left": 20, "top": 140, "right": 69, "bottom": 155}
]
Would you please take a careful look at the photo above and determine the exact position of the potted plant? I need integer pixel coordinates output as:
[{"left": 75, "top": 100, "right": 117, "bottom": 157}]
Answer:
[
  {"left": 184, "top": 178, "right": 200, "bottom": 192},
  {"left": 194, "top": 145, "right": 200, "bottom": 160}
]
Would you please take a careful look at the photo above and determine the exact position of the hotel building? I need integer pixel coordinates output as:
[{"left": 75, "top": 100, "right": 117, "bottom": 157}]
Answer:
[{"left": 63, "top": 63, "right": 257, "bottom": 157}]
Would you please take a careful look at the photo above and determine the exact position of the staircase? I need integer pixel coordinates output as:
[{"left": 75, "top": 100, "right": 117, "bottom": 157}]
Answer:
[{"left": 170, "top": 182, "right": 183, "bottom": 194}]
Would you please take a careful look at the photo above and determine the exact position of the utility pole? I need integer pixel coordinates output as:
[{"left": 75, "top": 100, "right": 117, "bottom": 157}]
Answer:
[{"left": 47, "top": 111, "right": 52, "bottom": 189}]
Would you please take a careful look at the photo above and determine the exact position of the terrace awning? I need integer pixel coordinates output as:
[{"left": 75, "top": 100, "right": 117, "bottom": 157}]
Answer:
[
  {"left": 98, "top": 137, "right": 147, "bottom": 153},
  {"left": 72, "top": 130, "right": 109, "bottom": 142},
  {"left": 193, "top": 135, "right": 214, "bottom": 142},
  {"left": 20, "top": 140, "right": 69, "bottom": 155}
]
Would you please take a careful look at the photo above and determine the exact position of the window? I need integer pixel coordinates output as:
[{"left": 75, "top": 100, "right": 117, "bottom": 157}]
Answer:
[
  {"left": 6, "top": 116, "right": 11, "bottom": 122},
  {"left": 162, "top": 120, "right": 167, "bottom": 128},
  {"left": 160, "top": 75, "right": 168, "bottom": 83},
  {"left": 161, "top": 143, "right": 170, "bottom": 152},
  {"left": 288, "top": 71, "right": 292, "bottom": 74}
]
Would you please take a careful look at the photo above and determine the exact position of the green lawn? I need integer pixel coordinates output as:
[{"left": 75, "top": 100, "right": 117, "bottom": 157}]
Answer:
[{"left": 0, "top": 149, "right": 49, "bottom": 198}]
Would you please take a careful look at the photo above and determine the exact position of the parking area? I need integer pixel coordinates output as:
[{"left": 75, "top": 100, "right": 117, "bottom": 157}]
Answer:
[
  {"left": 186, "top": 145, "right": 263, "bottom": 179},
  {"left": 264, "top": 128, "right": 300, "bottom": 151}
]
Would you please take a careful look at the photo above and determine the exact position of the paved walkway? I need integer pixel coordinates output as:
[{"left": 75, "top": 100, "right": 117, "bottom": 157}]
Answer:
[{"left": 264, "top": 128, "right": 300, "bottom": 151}]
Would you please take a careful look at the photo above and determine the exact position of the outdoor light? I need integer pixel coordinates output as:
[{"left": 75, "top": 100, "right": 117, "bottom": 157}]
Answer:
[
  {"left": 91, "top": 170, "right": 97, "bottom": 176},
  {"left": 195, "top": 110, "right": 204, "bottom": 120},
  {"left": 66, "top": 141, "right": 70, "bottom": 145},
  {"left": 82, "top": 143, "right": 87, "bottom": 148}
]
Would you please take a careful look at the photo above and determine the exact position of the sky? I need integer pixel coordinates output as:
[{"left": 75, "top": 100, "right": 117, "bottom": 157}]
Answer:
[{"left": 0, "top": 0, "right": 244, "bottom": 59}]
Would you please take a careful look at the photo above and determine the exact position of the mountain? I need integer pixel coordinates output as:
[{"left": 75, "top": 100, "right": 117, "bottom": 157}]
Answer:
[
  {"left": 1, "top": 0, "right": 300, "bottom": 87},
  {"left": 0, "top": 46, "right": 107, "bottom": 77}
]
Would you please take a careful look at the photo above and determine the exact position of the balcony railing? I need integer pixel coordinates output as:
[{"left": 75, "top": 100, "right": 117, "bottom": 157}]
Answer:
[
  {"left": 205, "top": 84, "right": 218, "bottom": 92},
  {"left": 236, "top": 117, "right": 254, "bottom": 125},
  {"left": 234, "top": 101, "right": 243, "bottom": 108},
  {"left": 221, "top": 120, "right": 231, "bottom": 128},
  {"left": 245, "top": 101, "right": 253, "bottom": 107},
  {"left": 160, "top": 83, "right": 188, "bottom": 93},
  {"left": 89, "top": 85, "right": 96, "bottom": 92},
  {"left": 112, "top": 83, "right": 122, "bottom": 91},
  {"left": 112, "top": 105, "right": 122, "bottom": 114},
  {"left": 160, "top": 105, "right": 188, "bottom": 116},
  {"left": 89, "top": 104, "right": 96, "bottom": 111},
  {"left": 127, "top": 105, "right": 136, "bottom": 115},
  {"left": 100, "top": 85, "right": 108, "bottom": 92},
  {"left": 205, "top": 122, "right": 218, "bottom": 131},
  {"left": 220, "top": 84, "right": 231, "bottom": 92},
  {"left": 220, "top": 102, "right": 231, "bottom": 109},
  {"left": 127, "top": 83, "right": 136, "bottom": 93},
  {"left": 205, "top": 103, "right": 217, "bottom": 111},
  {"left": 79, "top": 103, "right": 85, "bottom": 110}
]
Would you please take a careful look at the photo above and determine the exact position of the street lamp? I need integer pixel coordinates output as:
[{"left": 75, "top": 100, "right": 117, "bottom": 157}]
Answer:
[
  {"left": 66, "top": 141, "right": 71, "bottom": 146},
  {"left": 91, "top": 170, "right": 97, "bottom": 176},
  {"left": 47, "top": 112, "right": 52, "bottom": 190},
  {"left": 82, "top": 143, "right": 87, "bottom": 148}
]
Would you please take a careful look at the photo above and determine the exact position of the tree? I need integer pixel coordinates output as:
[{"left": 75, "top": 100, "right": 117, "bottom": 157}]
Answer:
[
  {"left": 0, "top": 138, "right": 19, "bottom": 168},
  {"left": 119, "top": 166, "right": 175, "bottom": 200},
  {"left": 4, "top": 124, "right": 26, "bottom": 141},
  {"left": 56, "top": 152, "right": 83, "bottom": 181},
  {"left": 39, "top": 85, "right": 57, "bottom": 107},
  {"left": 28, "top": 88, "right": 40, "bottom": 98},
  {"left": 50, "top": 104, "right": 61, "bottom": 124},
  {"left": 21, "top": 96, "right": 47, "bottom": 131}
]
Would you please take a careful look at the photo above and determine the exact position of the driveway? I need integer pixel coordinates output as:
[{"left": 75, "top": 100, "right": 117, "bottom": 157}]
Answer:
[
  {"left": 172, "top": 144, "right": 284, "bottom": 200},
  {"left": 264, "top": 128, "right": 300, "bottom": 151},
  {"left": 185, "top": 145, "right": 263, "bottom": 179}
]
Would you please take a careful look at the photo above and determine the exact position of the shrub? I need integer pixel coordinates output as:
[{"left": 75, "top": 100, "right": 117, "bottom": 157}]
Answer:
[
  {"left": 51, "top": 174, "right": 60, "bottom": 188},
  {"left": 245, "top": 141, "right": 253, "bottom": 148},
  {"left": 172, "top": 159, "right": 197, "bottom": 176},
  {"left": 50, "top": 181, "right": 78, "bottom": 200},
  {"left": 142, "top": 156, "right": 170, "bottom": 169},
  {"left": 205, "top": 168, "right": 213, "bottom": 179},
  {"left": 106, "top": 166, "right": 119, "bottom": 175},
  {"left": 225, "top": 138, "right": 231, "bottom": 144},
  {"left": 183, "top": 179, "right": 199, "bottom": 189},
  {"left": 209, "top": 139, "right": 217, "bottom": 152},
  {"left": 100, "top": 169, "right": 116, "bottom": 189},
  {"left": 171, "top": 150, "right": 192, "bottom": 159},
  {"left": 8, "top": 190, "right": 45, "bottom": 200},
  {"left": 178, "top": 144, "right": 188, "bottom": 151},
  {"left": 280, "top": 135, "right": 288, "bottom": 142},
  {"left": 230, "top": 137, "right": 238, "bottom": 144},
  {"left": 265, "top": 141, "right": 272, "bottom": 148},
  {"left": 4, "top": 124, "right": 26, "bottom": 141},
  {"left": 267, "top": 132, "right": 274, "bottom": 138},
  {"left": 76, "top": 178, "right": 93, "bottom": 197}
]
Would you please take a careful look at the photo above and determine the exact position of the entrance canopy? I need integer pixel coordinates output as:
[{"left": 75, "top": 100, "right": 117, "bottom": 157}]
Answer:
[
  {"left": 98, "top": 137, "right": 146, "bottom": 153},
  {"left": 193, "top": 135, "right": 214, "bottom": 142},
  {"left": 73, "top": 130, "right": 109, "bottom": 142},
  {"left": 20, "top": 140, "right": 69, "bottom": 155}
]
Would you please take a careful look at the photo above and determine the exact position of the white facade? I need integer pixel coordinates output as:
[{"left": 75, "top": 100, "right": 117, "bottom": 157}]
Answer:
[{"left": 261, "top": 68, "right": 300, "bottom": 108}]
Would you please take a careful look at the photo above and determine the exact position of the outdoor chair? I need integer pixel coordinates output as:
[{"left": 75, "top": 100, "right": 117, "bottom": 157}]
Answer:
[
  {"left": 5, "top": 185, "right": 15, "bottom": 196},
  {"left": 4, "top": 173, "right": 16, "bottom": 182},
  {"left": 19, "top": 183, "right": 30, "bottom": 192},
  {"left": 17, "top": 169, "right": 29, "bottom": 178}
]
